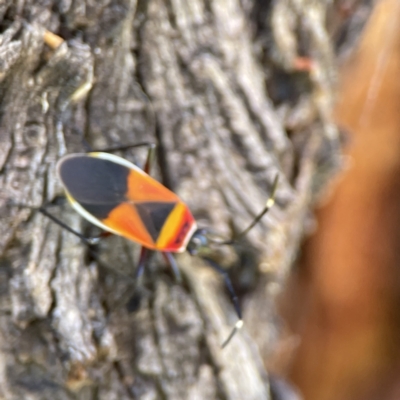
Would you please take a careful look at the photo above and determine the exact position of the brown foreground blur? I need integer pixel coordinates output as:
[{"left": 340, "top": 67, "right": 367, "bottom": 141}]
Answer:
[{"left": 284, "top": 1, "right": 400, "bottom": 399}]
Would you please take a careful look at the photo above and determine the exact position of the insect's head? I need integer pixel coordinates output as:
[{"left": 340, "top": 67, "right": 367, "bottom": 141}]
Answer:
[{"left": 186, "top": 229, "right": 210, "bottom": 255}]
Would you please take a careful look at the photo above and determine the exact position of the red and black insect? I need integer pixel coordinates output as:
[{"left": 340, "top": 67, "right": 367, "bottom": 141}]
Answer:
[{"left": 39, "top": 142, "right": 278, "bottom": 347}]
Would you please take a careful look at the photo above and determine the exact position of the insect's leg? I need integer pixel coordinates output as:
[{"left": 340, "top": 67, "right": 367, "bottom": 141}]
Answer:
[
  {"left": 89, "top": 141, "right": 156, "bottom": 154},
  {"left": 89, "top": 142, "right": 157, "bottom": 175},
  {"left": 163, "top": 252, "right": 182, "bottom": 283},
  {"left": 126, "top": 247, "right": 150, "bottom": 313},
  {"left": 11, "top": 198, "right": 109, "bottom": 245},
  {"left": 142, "top": 142, "right": 156, "bottom": 175},
  {"left": 134, "top": 246, "right": 149, "bottom": 285},
  {"left": 201, "top": 257, "right": 243, "bottom": 348},
  {"left": 39, "top": 206, "right": 91, "bottom": 244}
]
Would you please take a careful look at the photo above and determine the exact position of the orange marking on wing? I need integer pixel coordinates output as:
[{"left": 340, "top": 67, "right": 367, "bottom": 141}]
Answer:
[
  {"left": 103, "top": 202, "right": 155, "bottom": 248},
  {"left": 127, "top": 170, "right": 180, "bottom": 203}
]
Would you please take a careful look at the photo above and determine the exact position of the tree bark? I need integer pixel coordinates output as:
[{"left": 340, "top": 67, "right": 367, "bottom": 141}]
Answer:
[{"left": 0, "top": 0, "right": 340, "bottom": 399}]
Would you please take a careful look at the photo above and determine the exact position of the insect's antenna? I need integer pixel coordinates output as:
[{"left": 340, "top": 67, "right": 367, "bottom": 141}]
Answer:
[
  {"left": 212, "top": 174, "right": 279, "bottom": 246},
  {"left": 201, "top": 257, "right": 243, "bottom": 348}
]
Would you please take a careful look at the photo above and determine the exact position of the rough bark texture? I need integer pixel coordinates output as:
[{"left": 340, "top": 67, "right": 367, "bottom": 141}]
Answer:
[{"left": 0, "top": 1, "right": 340, "bottom": 399}]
